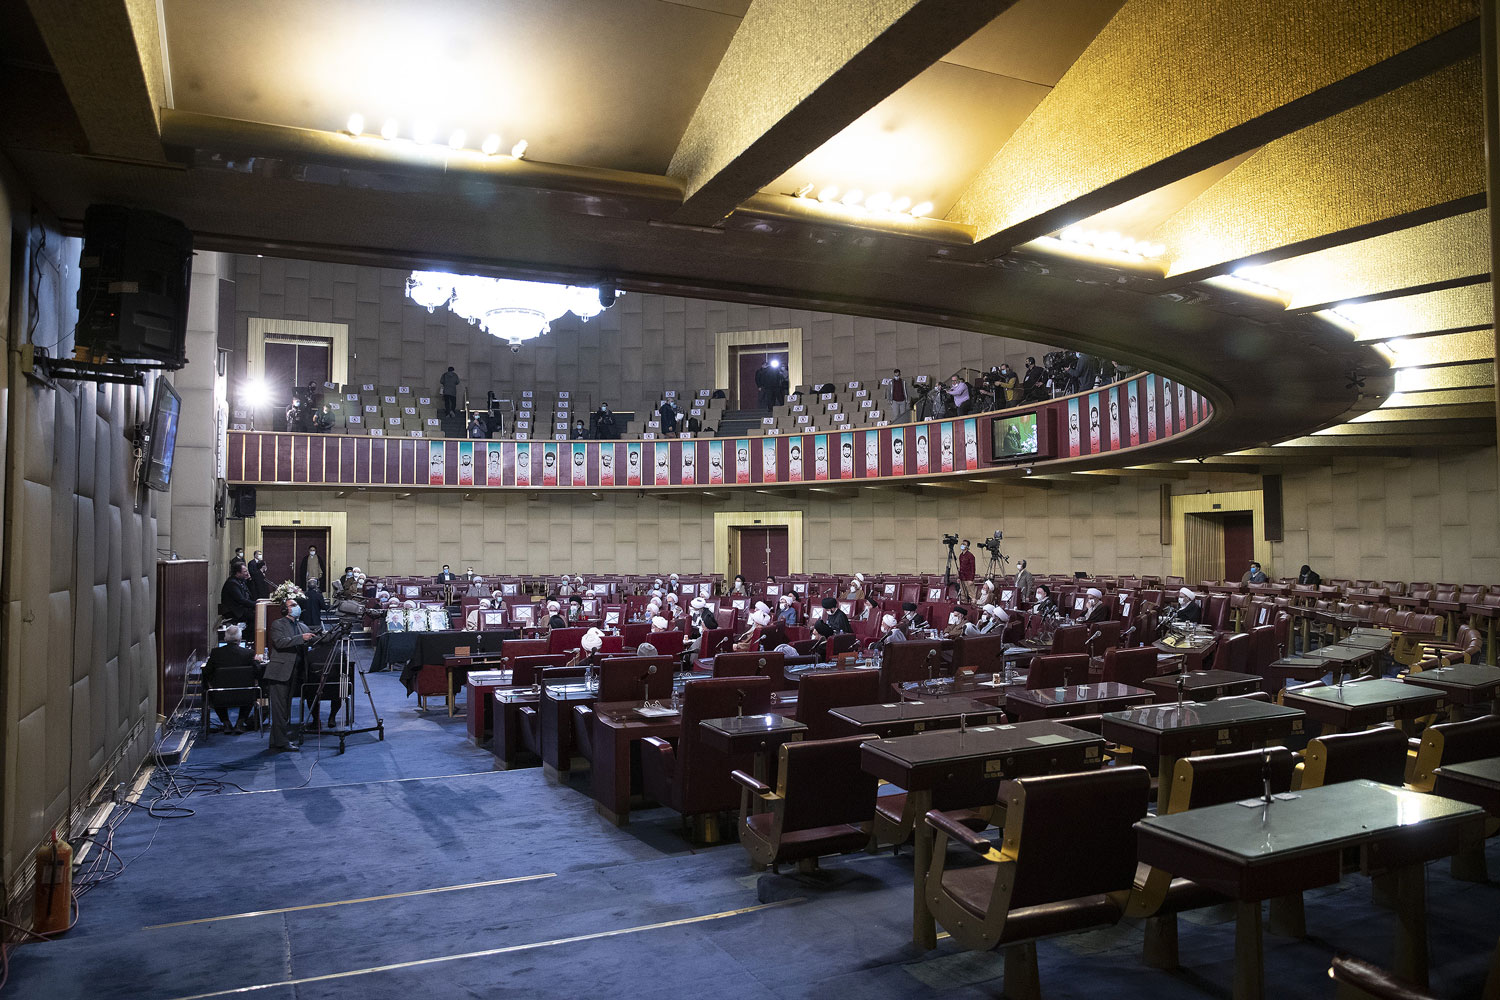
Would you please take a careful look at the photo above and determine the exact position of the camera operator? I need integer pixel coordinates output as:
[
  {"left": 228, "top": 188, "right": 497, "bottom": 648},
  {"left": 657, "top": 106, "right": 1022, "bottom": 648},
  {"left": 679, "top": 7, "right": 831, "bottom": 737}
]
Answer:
[{"left": 1020, "top": 357, "right": 1049, "bottom": 402}]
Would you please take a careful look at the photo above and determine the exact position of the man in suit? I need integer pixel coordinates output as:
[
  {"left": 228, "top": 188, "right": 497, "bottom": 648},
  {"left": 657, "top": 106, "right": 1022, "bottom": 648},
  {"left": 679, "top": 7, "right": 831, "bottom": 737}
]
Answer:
[
  {"left": 248, "top": 549, "right": 270, "bottom": 599},
  {"left": 203, "top": 625, "right": 261, "bottom": 732},
  {"left": 220, "top": 564, "right": 256, "bottom": 629},
  {"left": 265, "top": 598, "right": 316, "bottom": 751},
  {"left": 658, "top": 399, "right": 678, "bottom": 434},
  {"left": 1014, "top": 559, "right": 1034, "bottom": 602}
]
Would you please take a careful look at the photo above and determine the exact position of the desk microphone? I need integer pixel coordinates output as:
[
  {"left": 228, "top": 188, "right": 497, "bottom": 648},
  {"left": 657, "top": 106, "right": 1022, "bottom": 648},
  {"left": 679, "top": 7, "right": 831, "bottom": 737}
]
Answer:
[
  {"left": 1086, "top": 631, "right": 1103, "bottom": 653},
  {"left": 640, "top": 663, "right": 657, "bottom": 706},
  {"left": 1261, "top": 747, "right": 1273, "bottom": 804},
  {"left": 736, "top": 687, "right": 746, "bottom": 719}
]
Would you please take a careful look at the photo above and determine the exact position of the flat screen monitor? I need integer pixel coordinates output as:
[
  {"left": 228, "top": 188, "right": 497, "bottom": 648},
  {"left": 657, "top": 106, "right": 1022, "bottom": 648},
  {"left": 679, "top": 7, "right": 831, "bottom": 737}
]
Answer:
[
  {"left": 141, "top": 378, "right": 182, "bottom": 491},
  {"left": 992, "top": 412, "right": 1039, "bottom": 460}
]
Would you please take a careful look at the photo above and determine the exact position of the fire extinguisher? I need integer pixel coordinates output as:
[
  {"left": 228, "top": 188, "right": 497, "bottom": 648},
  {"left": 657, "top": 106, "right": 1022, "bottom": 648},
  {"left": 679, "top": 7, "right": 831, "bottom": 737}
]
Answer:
[{"left": 31, "top": 830, "right": 72, "bottom": 935}]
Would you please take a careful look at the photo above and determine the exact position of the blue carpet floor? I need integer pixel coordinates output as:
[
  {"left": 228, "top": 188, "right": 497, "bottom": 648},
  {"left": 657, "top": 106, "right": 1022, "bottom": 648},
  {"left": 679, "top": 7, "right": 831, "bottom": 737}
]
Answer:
[{"left": 7, "top": 649, "right": 1497, "bottom": 999}]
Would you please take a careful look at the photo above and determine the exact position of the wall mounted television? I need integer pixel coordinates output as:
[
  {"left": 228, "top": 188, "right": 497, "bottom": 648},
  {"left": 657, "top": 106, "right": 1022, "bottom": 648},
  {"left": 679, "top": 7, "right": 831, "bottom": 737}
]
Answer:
[
  {"left": 141, "top": 378, "right": 182, "bottom": 491},
  {"left": 992, "top": 412, "right": 1040, "bottom": 460}
]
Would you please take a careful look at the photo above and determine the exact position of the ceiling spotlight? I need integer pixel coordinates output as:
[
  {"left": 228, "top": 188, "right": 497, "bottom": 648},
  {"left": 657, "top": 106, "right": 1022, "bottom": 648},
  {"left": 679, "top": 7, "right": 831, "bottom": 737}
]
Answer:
[
  {"left": 889, "top": 195, "right": 911, "bottom": 213},
  {"left": 793, "top": 182, "right": 814, "bottom": 198},
  {"left": 865, "top": 191, "right": 892, "bottom": 212},
  {"left": 481, "top": 133, "right": 502, "bottom": 155},
  {"left": 380, "top": 118, "right": 399, "bottom": 140},
  {"left": 413, "top": 122, "right": 435, "bottom": 145},
  {"left": 816, "top": 185, "right": 839, "bottom": 203},
  {"left": 909, "top": 201, "right": 934, "bottom": 218},
  {"left": 1060, "top": 226, "right": 1084, "bottom": 242},
  {"left": 345, "top": 113, "right": 365, "bottom": 136},
  {"left": 511, "top": 139, "right": 528, "bottom": 159},
  {"left": 448, "top": 129, "right": 466, "bottom": 149},
  {"left": 841, "top": 189, "right": 864, "bottom": 207}
]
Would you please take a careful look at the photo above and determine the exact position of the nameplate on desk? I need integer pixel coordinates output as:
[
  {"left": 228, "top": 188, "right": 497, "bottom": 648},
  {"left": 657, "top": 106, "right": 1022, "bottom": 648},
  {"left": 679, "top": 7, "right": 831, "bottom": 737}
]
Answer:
[{"left": 633, "top": 705, "right": 679, "bottom": 718}]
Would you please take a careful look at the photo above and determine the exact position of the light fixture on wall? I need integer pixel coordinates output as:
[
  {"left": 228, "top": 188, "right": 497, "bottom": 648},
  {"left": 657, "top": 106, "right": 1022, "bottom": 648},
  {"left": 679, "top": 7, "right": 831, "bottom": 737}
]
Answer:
[
  {"left": 405, "top": 271, "right": 623, "bottom": 348},
  {"left": 794, "top": 183, "right": 934, "bottom": 218}
]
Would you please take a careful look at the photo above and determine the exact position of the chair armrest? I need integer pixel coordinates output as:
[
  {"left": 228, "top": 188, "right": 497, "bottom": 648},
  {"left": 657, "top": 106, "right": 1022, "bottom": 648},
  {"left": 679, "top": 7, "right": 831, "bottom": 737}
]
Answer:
[
  {"left": 573, "top": 704, "right": 594, "bottom": 721},
  {"left": 1329, "top": 956, "right": 1439, "bottom": 1000},
  {"left": 924, "top": 809, "right": 997, "bottom": 857},
  {"left": 731, "top": 769, "right": 770, "bottom": 795},
  {"left": 642, "top": 736, "right": 675, "bottom": 754}
]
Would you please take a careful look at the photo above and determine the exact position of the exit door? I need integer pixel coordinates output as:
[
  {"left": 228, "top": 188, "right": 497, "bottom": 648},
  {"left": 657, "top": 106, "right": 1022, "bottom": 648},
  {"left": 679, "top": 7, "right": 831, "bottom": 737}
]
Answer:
[
  {"left": 736, "top": 527, "right": 789, "bottom": 584},
  {"left": 260, "top": 527, "right": 331, "bottom": 590}
]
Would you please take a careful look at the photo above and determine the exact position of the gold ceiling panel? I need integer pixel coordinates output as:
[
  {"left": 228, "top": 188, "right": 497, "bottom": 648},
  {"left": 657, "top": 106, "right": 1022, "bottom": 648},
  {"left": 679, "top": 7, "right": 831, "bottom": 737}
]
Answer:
[
  {"left": 667, "top": 0, "right": 1011, "bottom": 224},
  {"left": 1383, "top": 328, "right": 1495, "bottom": 367},
  {"left": 1351, "top": 403, "right": 1496, "bottom": 421},
  {"left": 1382, "top": 387, "right": 1498, "bottom": 406},
  {"left": 1155, "top": 58, "right": 1484, "bottom": 282},
  {"left": 1243, "top": 209, "right": 1490, "bottom": 310},
  {"left": 944, "top": 0, "right": 1479, "bottom": 252},
  {"left": 1393, "top": 361, "right": 1497, "bottom": 392},
  {"left": 1336, "top": 284, "right": 1493, "bottom": 340}
]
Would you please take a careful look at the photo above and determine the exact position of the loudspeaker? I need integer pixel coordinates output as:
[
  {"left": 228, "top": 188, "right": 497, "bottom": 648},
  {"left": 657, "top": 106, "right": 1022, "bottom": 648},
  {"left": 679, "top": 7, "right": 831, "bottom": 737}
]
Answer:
[
  {"left": 230, "top": 486, "right": 256, "bottom": 519},
  {"left": 1262, "top": 474, "right": 1283, "bottom": 541},
  {"left": 76, "top": 205, "right": 193, "bottom": 368}
]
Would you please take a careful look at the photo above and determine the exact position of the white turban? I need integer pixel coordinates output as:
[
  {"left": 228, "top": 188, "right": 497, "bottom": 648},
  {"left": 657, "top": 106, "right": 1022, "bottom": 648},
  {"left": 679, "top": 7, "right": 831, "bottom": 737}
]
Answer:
[
  {"left": 473, "top": 576, "right": 485, "bottom": 584},
  {"left": 547, "top": 600, "right": 560, "bottom": 612},
  {"left": 666, "top": 593, "right": 678, "bottom": 605},
  {"left": 984, "top": 604, "right": 1010, "bottom": 622},
  {"left": 654, "top": 579, "right": 663, "bottom": 587},
  {"left": 1086, "top": 588, "right": 1102, "bottom": 599},
  {"left": 750, "top": 609, "right": 771, "bottom": 627},
  {"left": 581, "top": 628, "right": 603, "bottom": 652},
  {"left": 376, "top": 590, "right": 390, "bottom": 601},
  {"left": 778, "top": 594, "right": 792, "bottom": 607},
  {"left": 479, "top": 599, "right": 491, "bottom": 609},
  {"left": 854, "top": 573, "right": 865, "bottom": 583},
  {"left": 403, "top": 600, "right": 417, "bottom": 609},
  {"left": 754, "top": 601, "right": 770, "bottom": 614},
  {"left": 1179, "top": 587, "right": 1196, "bottom": 600},
  {"left": 882, "top": 613, "right": 897, "bottom": 629},
  {"left": 690, "top": 597, "right": 706, "bottom": 610},
  {"left": 651, "top": 615, "right": 669, "bottom": 631},
  {"left": 575, "top": 575, "right": 584, "bottom": 584},
  {"left": 670, "top": 573, "right": 679, "bottom": 580}
]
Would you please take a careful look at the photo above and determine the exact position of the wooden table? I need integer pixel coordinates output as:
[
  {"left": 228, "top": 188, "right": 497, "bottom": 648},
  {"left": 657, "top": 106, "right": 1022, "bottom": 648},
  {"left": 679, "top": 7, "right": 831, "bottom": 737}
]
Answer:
[
  {"left": 539, "top": 682, "right": 596, "bottom": 779},
  {"left": 1305, "top": 642, "right": 1384, "bottom": 680},
  {"left": 1101, "top": 699, "right": 1307, "bottom": 810},
  {"left": 1432, "top": 757, "right": 1500, "bottom": 818},
  {"left": 464, "top": 669, "right": 511, "bottom": 745},
  {"left": 1155, "top": 637, "right": 1216, "bottom": 672},
  {"left": 700, "top": 713, "right": 808, "bottom": 783},
  {"left": 1141, "top": 669, "right": 1263, "bottom": 703},
  {"left": 1136, "top": 780, "right": 1486, "bottom": 1000},
  {"left": 860, "top": 720, "right": 1105, "bottom": 949},
  {"left": 492, "top": 687, "right": 539, "bottom": 769},
  {"left": 1265, "top": 654, "right": 1335, "bottom": 696},
  {"left": 1005, "top": 682, "right": 1153, "bottom": 722},
  {"left": 590, "top": 701, "right": 684, "bottom": 826},
  {"left": 1282, "top": 678, "right": 1445, "bottom": 734},
  {"left": 1401, "top": 664, "right": 1500, "bottom": 719},
  {"left": 830, "top": 697, "right": 1000, "bottom": 739}
]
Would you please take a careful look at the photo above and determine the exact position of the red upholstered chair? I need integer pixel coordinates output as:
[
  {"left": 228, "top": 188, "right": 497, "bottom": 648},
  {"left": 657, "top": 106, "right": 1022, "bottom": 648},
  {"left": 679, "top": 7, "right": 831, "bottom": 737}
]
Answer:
[
  {"left": 796, "top": 669, "right": 884, "bottom": 741},
  {"left": 1025, "top": 654, "right": 1090, "bottom": 689},
  {"left": 697, "top": 628, "right": 733, "bottom": 663},
  {"left": 732, "top": 736, "right": 878, "bottom": 872},
  {"left": 1099, "top": 646, "right": 1159, "bottom": 686},
  {"left": 711, "top": 651, "right": 786, "bottom": 686},
  {"left": 1218, "top": 631, "right": 1251, "bottom": 673},
  {"left": 1407, "top": 714, "right": 1500, "bottom": 792},
  {"left": 1083, "top": 620, "right": 1123, "bottom": 655},
  {"left": 925, "top": 766, "right": 1150, "bottom": 992},
  {"left": 644, "top": 630, "right": 686, "bottom": 657},
  {"left": 878, "top": 639, "right": 947, "bottom": 698},
  {"left": 1245, "top": 625, "right": 1280, "bottom": 693},
  {"left": 621, "top": 622, "right": 651, "bottom": 648},
  {"left": 599, "top": 634, "right": 626, "bottom": 656},
  {"left": 953, "top": 633, "right": 1007, "bottom": 675},
  {"left": 1051, "top": 624, "right": 1088, "bottom": 655},
  {"left": 1295, "top": 726, "right": 1409, "bottom": 789},
  {"left": 1412, "top": 624, "right": 1483, "bottom": 670},
  {"left": 414, "top": 662, "right": 449, "bottom": 712},
  {"left": 501, "top": 637, "right": 549, "bottom": 666},
  {"left": 512, "top": 654, "right": 569, "bottom": 687},
  {"left": 547, "top": 627, "right": 587, "bottom": 655},
  {"left": 596, "top": 656, "right": 676, "bottom": 702},
  {"left": 516, "top": 666, "right": 585, "bottom": 759},
  {"left": 1128, "top": 749, "right": 1295, "bottom": 968},
  {"left": 641, "top": 676, "right": 775, "bottom": 839}
]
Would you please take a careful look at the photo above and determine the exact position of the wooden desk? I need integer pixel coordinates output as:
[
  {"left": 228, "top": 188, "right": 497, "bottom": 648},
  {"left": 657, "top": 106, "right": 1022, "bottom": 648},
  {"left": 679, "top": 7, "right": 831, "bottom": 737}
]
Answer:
[
  {"left": 1141, "top": 669, "right": 1263, "bottom": 703},
  {"left": 492, "top": 687, "right": 539, "bottom": 769},
  {"left": 540, "top": 682, "right": 595, "bottom": 780},
  {"left": 464, "top": 669, "right": 512, "bottom": 745},
  {"left": 1265, "top": 655, "right": 1334, "bottom": 695},
  {"left": 830, "top": 697, "right": 1000, "bottom": 739},
  {"left": 1154, "top": 638, "right": 1216, "bottom": 672},
  {"left": 1101, "top": 700, "right": 1306, "bottom": 810},
  {"left": 1401, "top": 664, "right": 1500, "bottom": 719},
  {"left": 700, "top": 713, "right": 808, "bottom": 782},
  {"left": 861, "top": 720, "right": 1105, "bottom": 949},
  {"left": 1005, "top": 682, "right": 1153, "bottom": 722},
  {"left": 1283, "top": 678, "right": 1445, "bottom": 734},
  {"left": 1307, "top": 643, "right": 1384, "bottom": 680},
  {"left": 590, "top": 701, "right": 683, "bottom": 826},
  {"left": 1432, "top": 757, "right": 1500, "bottom": 818},
  {"left": 1136, "top": 780, "right": 1485, "bottom": 999}
]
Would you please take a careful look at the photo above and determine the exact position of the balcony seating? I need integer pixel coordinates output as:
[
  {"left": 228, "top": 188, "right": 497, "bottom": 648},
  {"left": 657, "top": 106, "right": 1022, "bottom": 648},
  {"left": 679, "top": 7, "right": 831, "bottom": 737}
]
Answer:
[
  {"left": 731, "top": 735, "right": 878, "bottom": 872},
  {"left": 641, "top": 676, "right": 775, "bottom": 839},
  {"left": 925, "top": 766, "right": 1150, "bottom": 995}
]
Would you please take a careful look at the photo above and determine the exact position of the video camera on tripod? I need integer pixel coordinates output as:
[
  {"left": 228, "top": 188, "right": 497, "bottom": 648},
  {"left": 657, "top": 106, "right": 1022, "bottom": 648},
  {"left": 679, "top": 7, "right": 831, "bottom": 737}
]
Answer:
[{"left": 979, "top": 530, "right": 1008, "bottom": 574}]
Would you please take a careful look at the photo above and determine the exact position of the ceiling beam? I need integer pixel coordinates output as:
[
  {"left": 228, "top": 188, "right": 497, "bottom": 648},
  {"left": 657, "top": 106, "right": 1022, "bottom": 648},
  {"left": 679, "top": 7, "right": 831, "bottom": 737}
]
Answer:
[
  {"left": 667, "top": 0, "right": 1012, "bottom": 227},
  {"left": 947, "top": 1, "right": 1479, "bottom": 258},
  {"left": 24, "top": 0, "right": 167, "bottom": 162}
]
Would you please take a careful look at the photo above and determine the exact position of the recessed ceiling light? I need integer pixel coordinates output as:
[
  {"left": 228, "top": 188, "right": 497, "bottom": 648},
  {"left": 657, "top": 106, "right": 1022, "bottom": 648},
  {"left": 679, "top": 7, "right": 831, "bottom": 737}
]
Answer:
[
  {"left": 481, "top": 134, "right": 501, "bottom": 155},
  {"left": 447, "top": 129, "right": 466, "bottom": 149},
  {"left": 841, "top": 189, "right": 864, "bottom": 207},
  {"left": 511, "top": 139, "right": 528, "bottom": 159},
  {"left": 345, "top": 113, "right": 365, "bottom": 135},
  {"left": 910, "top": 201, "right": 934, "bottom": 218},
  {"left": 817, "top": 185, "right": 839, "bottom": 203},
  {"left": 889, "top": 195, "right": 911, "bottom": 213},
  {"left": 380, "top": 118, "right": 399, "bottom": 140}
]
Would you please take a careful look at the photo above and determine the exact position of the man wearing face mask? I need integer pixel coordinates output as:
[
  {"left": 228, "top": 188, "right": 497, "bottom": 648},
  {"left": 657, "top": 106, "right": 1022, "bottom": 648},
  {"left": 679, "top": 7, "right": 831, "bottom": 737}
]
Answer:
[
  {"left": 593, "top": 402, "right": 618, "bottom": 440},
  {"left": 248, "top": 549, "right": 270, "bottom": 599},
  {"left": 957, "top": 539, "right": 976, "bottom": 601},
  {"left": 1032, "top": 585, "right": 1059, "bottom": 618},
  {"left": 297, "top": 545, "right": 323, "bottom": 591},
  {"left": 265, "top": 598, "right": 316, "bottom": 751},
  {"left": 1014, "top": 559, "right": 1034, "bottom": 601},
  {"left": 1171, "top": 587, "right": 1203, "bottom": 624},
  {"left": 1080, "top": 587, "right": 1109, "bottom": 623}
]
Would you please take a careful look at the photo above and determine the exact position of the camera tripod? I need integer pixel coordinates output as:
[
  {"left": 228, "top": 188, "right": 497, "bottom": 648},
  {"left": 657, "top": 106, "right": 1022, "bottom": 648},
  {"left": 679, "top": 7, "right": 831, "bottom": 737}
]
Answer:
[
  {"left": 303, "top": 617, "right": 385, "bottom": 754},
  {"left": 983, "top": 546, "right": 1009, "bottom": 579},
  {"left": 943, "top": 540, "right": 959, "bottom": 597}
]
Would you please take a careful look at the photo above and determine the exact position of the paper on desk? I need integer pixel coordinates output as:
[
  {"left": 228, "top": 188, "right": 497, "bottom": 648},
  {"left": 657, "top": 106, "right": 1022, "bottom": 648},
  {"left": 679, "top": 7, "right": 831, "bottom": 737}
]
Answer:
[{"left": 1026, "top": 733, "right": 1072, "bottom": 745}]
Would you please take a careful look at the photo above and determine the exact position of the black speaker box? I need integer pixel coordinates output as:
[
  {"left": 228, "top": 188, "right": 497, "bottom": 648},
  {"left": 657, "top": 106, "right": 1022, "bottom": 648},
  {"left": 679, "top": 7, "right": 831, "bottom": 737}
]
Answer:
[
  {"left": 76, "top": 205, "right": 193, "bottom": 368},
  {"left": 231, "top": 486, "right": 257, "bottom": 519}
]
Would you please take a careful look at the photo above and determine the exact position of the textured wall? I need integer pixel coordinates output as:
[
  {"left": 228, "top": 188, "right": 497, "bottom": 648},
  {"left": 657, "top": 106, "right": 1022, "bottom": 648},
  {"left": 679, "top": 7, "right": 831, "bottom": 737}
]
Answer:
[
  {"left": 229, "top": 255, "right": 1051, "bottom": 419},
  {"left": 0, "top": 196, "right": 158, "bottom": 886},
  {"left": 247, "top": 445, "right": 1499, "bottom": 584}
]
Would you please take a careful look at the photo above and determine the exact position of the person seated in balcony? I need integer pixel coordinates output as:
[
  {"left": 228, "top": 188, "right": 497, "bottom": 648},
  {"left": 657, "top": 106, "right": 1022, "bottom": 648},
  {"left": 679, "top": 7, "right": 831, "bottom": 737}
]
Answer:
[
  {"left": 1081, "top": 588, "right": 1109, "bottom": 623},
  {"left": 571, "top": 418, "right": 587, "bottom": 440},
  {"left": 948, "top": 374, "right": 972, "bottom": 415},
  {"left": 684, "top": 414, "right": 701, "bottom": 434},
  {"left": 311, "top": 404, "right": 335, "bottom": 433}
]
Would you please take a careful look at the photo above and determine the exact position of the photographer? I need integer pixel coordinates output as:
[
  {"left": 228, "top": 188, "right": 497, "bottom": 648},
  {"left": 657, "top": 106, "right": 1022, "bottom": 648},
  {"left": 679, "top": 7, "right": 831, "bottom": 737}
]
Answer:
[{"left": 1020, "top": 357, "right": 1049, "bottom": 402}]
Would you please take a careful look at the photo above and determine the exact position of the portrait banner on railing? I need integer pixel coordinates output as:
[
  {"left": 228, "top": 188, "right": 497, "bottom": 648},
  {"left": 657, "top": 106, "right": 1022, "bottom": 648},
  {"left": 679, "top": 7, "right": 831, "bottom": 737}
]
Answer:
[
  {"left": 939, "top": 421, "right": 954, "bottom": 472},
  {"left": 624, "top": 442, "right": 642, "bottom": 487},
  {"left": 813, "top": 434, "right": 829, "bottom": 480},
  {"left": 1067, "top": 398, "right": 1081, "bottom": 456},
  {"left": 839, "top": 432, "right": 854, "bottom": 478},
  {"left": 863, "top": 430, "right": 880, "bottom": 478},
  {"left": 458, "top": 441, "right": 474, "bottom": 486},
  {"left": 571, "top": 442, "right": 587, "bottom": 486},
  {"left": 708, "top": 440, "right": 724, "bottom": 485},
  {"left": 762, "top": 437, "right": 777, "bottom": 481},
  {"left": 963, "top": 418, "right": 978, "bottom": 469}
]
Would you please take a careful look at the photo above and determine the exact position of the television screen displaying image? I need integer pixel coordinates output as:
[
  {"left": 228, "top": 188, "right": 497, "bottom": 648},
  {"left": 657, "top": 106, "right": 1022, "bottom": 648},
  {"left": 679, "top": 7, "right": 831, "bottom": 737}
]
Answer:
[
  {"left": 142, "top": 378, "right": 182, "bottom": 491},
  {"left": 993, "top": 412, "right": 1039, "bottom": 460}
]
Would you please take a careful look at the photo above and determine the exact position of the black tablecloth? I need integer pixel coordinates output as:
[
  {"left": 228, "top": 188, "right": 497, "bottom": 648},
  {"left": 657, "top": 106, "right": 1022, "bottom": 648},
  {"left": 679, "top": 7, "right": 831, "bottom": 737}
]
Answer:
[{"left": 388, "top": 630, "right": 516, "bottom": 694}]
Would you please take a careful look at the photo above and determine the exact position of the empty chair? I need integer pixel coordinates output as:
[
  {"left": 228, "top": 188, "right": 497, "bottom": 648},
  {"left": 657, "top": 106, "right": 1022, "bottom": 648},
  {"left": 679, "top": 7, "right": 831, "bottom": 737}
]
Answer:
[
  {"left": 925, "top": 766, "right": 1151, "bottom": 995},
  {"left": 1295, "top": 726, "right": 1408, "bottom": 790},
  {"left": 1411, "top": 624, "right": 1483, "bottom": 671},
  {"left": 512, "top": 654, "right": 569, "bottom": 687},
  {"left": 1051, "top": 624, "right": 1089, "bottom": 654},
  {"left": 1025, "top": 654, "right": 1090, "bottom": 689},
  {"left": 647, "top": 630, "right": 687, "bottom": 657},
  {"left": 1099, "top": 646, "right": 1158, "bottom": 686},
  {"left": 953, "top": 633, "right": 1007, "bottom": 675},
  {"left": 796, "top": 669, "right": 883, "bottom": 740},
  {"left": 878, "top": 640, "right": 946, "bottom": 698},
  {"left": 641, "top": 676, "right": 775, "bottom": 840},
  {"left": 597, "top": 656, "right": 676, "bottom": 702},
  {"left": 712, "top": 651, "right": 785, "bottom": 684},
  {"left": 731, "top": 736, "right": 878, "bottom": 872},
  {"left": 696, "top": 627, "right": 734, "bottom": 663},
  {"left": 1083, "top": 620, "right": 1123, "bottom": 654},
  {"left": 546, "top": 627, "right": 587, "bottom": 655},
  {"left": 1130, "top": 748, "right": 1296, "bottom": 968},
  {"left": 1406, "top": 714, "right": 1500, "bottom": 792},
  {"left": 501, "top": 637, "right": 549, "bottom": 666},
  {"left": 1217, "top": 631, "right": 1251, "bottom": 673}
]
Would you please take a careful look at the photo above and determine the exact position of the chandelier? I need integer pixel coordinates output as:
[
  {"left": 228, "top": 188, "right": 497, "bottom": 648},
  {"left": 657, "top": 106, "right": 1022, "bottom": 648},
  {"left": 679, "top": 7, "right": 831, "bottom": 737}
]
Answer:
[{"left": 404, "top": 271, "right": 620, "bottom": 347}]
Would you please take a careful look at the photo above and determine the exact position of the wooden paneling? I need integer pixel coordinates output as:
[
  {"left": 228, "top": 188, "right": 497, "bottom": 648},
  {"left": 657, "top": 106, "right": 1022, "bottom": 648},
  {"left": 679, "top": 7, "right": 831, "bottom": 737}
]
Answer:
[{"left": 156, "top": 560, "right": 208, "bottom": 718}]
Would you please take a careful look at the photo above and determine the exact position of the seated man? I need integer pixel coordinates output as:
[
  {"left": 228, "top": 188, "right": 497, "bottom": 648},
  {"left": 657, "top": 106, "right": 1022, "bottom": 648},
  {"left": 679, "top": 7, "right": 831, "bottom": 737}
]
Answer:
[
  {"left": 733, "top": 609, "right": 771, "bottom": 652},
  {"left": 544, "top": 600, "right": 567, "bottom": 631},
  {"left": 202, "top": 625, "right": 261, "bottom": 732},
  {"left": 464, "top": 599, "right": 493, "bottom": 630},
  {"left": 942, "top": 610, "right": 969, "bottom": 639},
  {"left": 1241, "top": 560, "right": 1269, "bottom": 585},
  {"left": 975, "top": 604, "right": 1010, "bottom": 635},
  {"left": 872, "top": 613, "right": 906, "bottom": 650},
  {"left": 1172, "top": 587, "right": 1203, "bottom": 624},
  {"left": 776, "top": 594, "right": 799, "bottom": 626},
  {"left": 1080, "top": 588, "right": 1109, "bottom": 623},
  {"left": 817, "top": 597, "right": 853, "bottom": 635},
  {"left": 898, "top": 601, "right": 926, "bottom": 632}
]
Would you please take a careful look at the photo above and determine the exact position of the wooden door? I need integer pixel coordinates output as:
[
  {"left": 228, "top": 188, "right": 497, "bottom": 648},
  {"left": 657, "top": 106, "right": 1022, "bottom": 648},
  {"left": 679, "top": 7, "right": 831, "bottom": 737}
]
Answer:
[
  {"left": 733, "top": 347, "right": 789, "bottom": 410},
  {"left": 736, "top": 526, "right": 789, "bottom": 584},
  {"left": 1222, "top": 513, "right": 1255, "bottom": 583},
  {"left": 260, "top": 527, "right": 330, "bottom": 590}
]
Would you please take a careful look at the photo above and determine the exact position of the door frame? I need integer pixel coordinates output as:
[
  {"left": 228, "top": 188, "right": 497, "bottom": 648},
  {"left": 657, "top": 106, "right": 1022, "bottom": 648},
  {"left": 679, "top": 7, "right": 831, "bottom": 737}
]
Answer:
[
  {"left": 244, "top": 509, "right": 348, "bottom": 584},
  {"left": 247, "top": 318, "right": 350, "bottom": 387},
  {"left": 713, "top": 511, "right": 803, "bottom": 582},
  {"left": 1169, "top": 490, "right": 1267, "bottom": 580},
  {"left": 715, "top": 329, "right": 803, "bottom": 397}
]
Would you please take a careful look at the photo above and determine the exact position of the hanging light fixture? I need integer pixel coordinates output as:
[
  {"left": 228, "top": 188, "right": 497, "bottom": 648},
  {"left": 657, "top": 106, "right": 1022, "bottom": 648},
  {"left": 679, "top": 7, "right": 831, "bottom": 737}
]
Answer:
[{"left": 404, "top": 271, "right": 622, "bottom": 348}]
